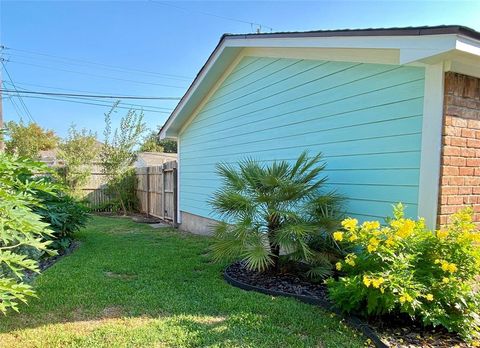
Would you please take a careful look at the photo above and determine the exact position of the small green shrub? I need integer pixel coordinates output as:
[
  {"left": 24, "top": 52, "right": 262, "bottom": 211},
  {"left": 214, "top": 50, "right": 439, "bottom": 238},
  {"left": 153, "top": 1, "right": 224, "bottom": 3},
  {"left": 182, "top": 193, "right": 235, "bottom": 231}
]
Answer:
[
  {"left": 209, "top": 152, "right": 343, "bottom": 274},
  {"left": 327, "top": 204, "right": 480, "bottom": 341},
  {"left": 33, "top": 183, "right": 90, "bottom": 250}
]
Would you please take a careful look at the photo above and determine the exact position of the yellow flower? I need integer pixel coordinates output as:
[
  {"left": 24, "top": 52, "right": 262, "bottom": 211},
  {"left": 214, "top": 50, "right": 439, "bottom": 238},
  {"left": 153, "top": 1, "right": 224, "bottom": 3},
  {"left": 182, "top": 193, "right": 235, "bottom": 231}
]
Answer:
[
  {"left": 385, "top": 237, "right": 395, "bottom": 247},
  {"left": 399, "top": 293, "right": 413, "bottom": 303},
  {"left": 369, "top": 237, "right": 380, "bottom": 247},
  {"left": 371, "top": 277, "right": 385, "bottom": 288},
  {"left": 335, "top": 262, "right": 342, "bottom": 271},
  {"left": 362, "top": 221, "right": 380, "bottom": 230},
  {"left": 448, "top": 263, "right": 458, "bottom": 273},
  {"left": 349, "top": 234, "right": 359, "bottom": 242},
  {"left": 367, "top": 244, "right": 377, "bottom": 253},
  {"left": 425, "top": 294, "right": 434, "bottom": 301},
  {"left": 442, "top": 277, "right": 450, "bottom": 284},
  {"left": 341, "top": 218, "right": 358, "bottom": 231},
  {"left": 437, "top": 230, "right": 449, "bottom": 239},
  {"left": 394, "top": 219, "right": 415, "bottom": 238},
  {"left": 333, "top": 231, "right": 344, "bottom": 241},
  {"left": 363, "top": 275, "right": 371, "bottom": 287},
  {"left": 345, "top": 254, "right": 357, "bottom": 267}
]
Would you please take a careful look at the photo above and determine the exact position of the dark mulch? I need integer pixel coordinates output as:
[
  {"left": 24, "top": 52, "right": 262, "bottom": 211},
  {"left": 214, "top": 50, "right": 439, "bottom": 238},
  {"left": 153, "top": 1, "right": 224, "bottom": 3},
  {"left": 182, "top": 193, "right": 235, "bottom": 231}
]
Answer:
[
  {"left": 24, "top": 241, "right": 80, "bottom": 282},
  {"left": 226, "top": 261, "right": 328, "bottom": 298},
  {"left": 226, "top": 261, "right": 472, "bottom": 348}
]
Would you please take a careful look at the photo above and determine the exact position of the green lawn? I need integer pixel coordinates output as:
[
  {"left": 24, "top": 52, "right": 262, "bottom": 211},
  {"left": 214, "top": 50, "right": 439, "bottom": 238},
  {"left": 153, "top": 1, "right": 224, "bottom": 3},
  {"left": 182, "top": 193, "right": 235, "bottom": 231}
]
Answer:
[{"left": 0, "top": 216, "right": 366, "bottom": 348}]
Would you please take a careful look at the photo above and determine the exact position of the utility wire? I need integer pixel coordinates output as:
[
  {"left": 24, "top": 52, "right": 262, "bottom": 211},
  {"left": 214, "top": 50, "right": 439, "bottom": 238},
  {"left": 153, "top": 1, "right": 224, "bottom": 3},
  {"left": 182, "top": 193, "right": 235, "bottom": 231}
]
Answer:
[
  {"left": 1, "top": 60, "right": 35, "bottom": 123},
  {"left": 2, "top": 80, "right": 175, "bottom": 110},
  {"left": 7, "top": 60, "right": 188, "bottom": 89},
  {"left": 2, "top": 93, "right": 172, "bottom": 114},
  {"left": 6, "top": 52, "right": 192, "bottom": 83},
  {"left": 150, "top": 1, "right": 274, "bottom": 32},
  {"left": 0, "top": 88, "right": 181, "bottom": 100},
  {"left": 3, "top": 47, "right": 193, "bottom": 80}
]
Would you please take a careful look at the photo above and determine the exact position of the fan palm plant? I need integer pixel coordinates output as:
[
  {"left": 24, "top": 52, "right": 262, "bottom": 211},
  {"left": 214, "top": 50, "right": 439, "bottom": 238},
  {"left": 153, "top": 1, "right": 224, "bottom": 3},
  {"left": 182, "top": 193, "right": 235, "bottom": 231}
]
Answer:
[{"left": 209, "top": 151, "right": 343, "bottom": 274}]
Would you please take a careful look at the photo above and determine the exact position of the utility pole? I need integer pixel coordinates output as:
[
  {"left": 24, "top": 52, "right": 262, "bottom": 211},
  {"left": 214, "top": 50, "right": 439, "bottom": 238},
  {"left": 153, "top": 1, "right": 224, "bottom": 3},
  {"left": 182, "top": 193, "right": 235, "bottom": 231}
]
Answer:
[
  {"left": 0, "top": 57, "right": 3, "bottom": 152},
  {"left": 0, "top": 46, "right": 4, "bottom": 152}
]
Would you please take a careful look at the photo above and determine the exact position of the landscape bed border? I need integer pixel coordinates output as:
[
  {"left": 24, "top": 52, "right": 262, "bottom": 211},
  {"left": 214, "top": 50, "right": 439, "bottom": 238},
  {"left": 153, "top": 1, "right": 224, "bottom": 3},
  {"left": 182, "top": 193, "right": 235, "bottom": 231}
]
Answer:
[{"left": 224, "top": 263, "right": 388, "bottom": 348}]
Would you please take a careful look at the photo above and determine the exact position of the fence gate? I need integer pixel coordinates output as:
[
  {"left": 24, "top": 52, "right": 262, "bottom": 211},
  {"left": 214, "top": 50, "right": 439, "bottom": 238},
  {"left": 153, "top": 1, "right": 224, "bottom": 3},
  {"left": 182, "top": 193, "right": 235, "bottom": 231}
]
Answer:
[{"left": 136, "top": 161, "right": 177, "bottom": 225}]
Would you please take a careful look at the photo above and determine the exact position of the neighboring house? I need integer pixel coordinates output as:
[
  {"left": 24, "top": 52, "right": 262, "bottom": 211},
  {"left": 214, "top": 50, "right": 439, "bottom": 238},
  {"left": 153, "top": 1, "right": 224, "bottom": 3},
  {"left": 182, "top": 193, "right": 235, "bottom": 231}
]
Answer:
[
  {"left": 38, "top": 149, "right": 63, "bottom": 167},
  {"left": 134, "top": 152, "right": 177, "bottom": 168},
  {"left": 160, "top": 25, "right": 480, "bottom": 235}
]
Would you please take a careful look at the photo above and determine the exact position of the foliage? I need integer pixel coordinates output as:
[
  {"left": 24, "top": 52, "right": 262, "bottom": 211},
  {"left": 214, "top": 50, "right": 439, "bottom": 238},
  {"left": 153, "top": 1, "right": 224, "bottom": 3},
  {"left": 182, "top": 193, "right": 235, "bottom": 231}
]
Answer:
[
  {"left": 32, "top": 181, "right": 90, "bottom": 250},
  {"left": 0, "top": 216, "right": 365, "bottom": 348},
  {"left": 209, "top": 151, "right": 343, "bottom": 274},
  {"left": 327, "top": 204, "right": 480, "bottom": 341},
  {"left": 100, "top": 102, "right": 146, "bottom": 215},
  {"left": 0, "top": 154, "right": 56, "bottom": 313},
  {"left": 5, "top": 120, "right": 59, "bottom": 158},
  {"left": 57, "top": 125, "right": 100, "bottom": 195},
  {"left": 140, "top": 130, "right": 177, "bottom": 153}
]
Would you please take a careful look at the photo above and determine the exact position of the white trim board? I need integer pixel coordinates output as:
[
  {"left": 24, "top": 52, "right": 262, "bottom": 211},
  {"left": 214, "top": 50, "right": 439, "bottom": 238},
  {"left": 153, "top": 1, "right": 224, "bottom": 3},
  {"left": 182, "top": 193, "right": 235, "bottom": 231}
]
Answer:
[{"left": 417, "top": 63, "right": 445, "bottom": 228}]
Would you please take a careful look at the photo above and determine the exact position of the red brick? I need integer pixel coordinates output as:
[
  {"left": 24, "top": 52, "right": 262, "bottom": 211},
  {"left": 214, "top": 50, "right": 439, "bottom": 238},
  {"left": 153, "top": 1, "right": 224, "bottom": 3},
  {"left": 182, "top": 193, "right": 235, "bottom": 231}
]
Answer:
[
  {"left": 461, "top": 128, "right": 476, "bottom": 138},
  {"left": 450, "top": 137, "right": 467, "bottom": 146},
  {"left": 447, "top": 196, "right": 464, "bottom": 205},
  {"left": 466, "top": 158, "right": 480, "bottom": 167},
  {"left": 464, "top": 196, "right": 478, "bottom": 204},
  {"left": 458, "top": 186, "right": 472, "bottom": 195},
  {"left": 441, "top": 166, "right": 459, "bottom": 176},
  {"left": 451, "top": 117, "right": 468, "bottom": 127},
  {"left": 461, "top": 148, "right": 476, "bottom": 158},
  {"left": 443, "top": 146, "right": 461, "bottom": 156},
  {"left": 467, "top": 138, "right": 480, "bottom": 148},
  {"left": 468, "top": 119, "right": 480, "bottom": 129},
  {"left": 441, "top": 186, "right": 459, "bottom": 195},
  {"left": 459, "top": 167, "right": 474, "bottom": 176},
  {"left": 449, "top": 157, "right": 466, "bottom": 166}
]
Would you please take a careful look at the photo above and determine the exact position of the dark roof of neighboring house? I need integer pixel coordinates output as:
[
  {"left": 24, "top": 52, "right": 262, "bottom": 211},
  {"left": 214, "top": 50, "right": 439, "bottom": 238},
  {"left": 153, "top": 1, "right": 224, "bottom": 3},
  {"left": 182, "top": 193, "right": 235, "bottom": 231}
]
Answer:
[{"left": 222, "top": 25, "right": 480, "bottom": 41}]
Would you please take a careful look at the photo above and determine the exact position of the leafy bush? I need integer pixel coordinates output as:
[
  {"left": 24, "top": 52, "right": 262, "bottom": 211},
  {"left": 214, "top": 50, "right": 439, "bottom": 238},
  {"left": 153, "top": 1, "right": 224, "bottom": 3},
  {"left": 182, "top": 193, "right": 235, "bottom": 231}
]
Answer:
[
  {"left": 327, "top": 204, "right": 480, "bottom": 341},
  {"left": 210, "top": 152, "right": 343, "bottom": 274},
  {"left": 0, "top": 154, "right": 56, "bottom": 313},
  {"left": 33, "top": 183, "right": 90, "bottom": 250}
]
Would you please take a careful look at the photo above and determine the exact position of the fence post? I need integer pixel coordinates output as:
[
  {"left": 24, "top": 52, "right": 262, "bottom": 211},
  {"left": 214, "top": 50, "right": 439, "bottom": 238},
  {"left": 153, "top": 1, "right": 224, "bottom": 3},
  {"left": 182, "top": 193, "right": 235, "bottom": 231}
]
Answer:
[
  {"left": 162, "top": 164, "right": 166, "bottom": 220},
  {"left": 146, "top": 167, "right": 150, "bottom": 216},
  {"left": 173, "top": 162, "right": 178, "bottom": 228}
]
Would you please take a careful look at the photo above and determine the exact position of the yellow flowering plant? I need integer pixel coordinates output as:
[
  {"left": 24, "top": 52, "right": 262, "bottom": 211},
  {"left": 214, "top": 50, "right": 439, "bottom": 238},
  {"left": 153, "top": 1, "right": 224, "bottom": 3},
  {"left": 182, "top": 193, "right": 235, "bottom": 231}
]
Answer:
[{"left": 327, "top": 204, "right": 480, "bottom": 342}]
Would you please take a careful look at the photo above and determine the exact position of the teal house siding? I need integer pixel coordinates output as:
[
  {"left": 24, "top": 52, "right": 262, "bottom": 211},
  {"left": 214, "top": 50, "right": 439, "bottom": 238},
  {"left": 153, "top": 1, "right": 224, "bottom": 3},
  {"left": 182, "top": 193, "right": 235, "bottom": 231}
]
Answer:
[{"left": 179, "top": 56, "right": 425, "bottom": 221}]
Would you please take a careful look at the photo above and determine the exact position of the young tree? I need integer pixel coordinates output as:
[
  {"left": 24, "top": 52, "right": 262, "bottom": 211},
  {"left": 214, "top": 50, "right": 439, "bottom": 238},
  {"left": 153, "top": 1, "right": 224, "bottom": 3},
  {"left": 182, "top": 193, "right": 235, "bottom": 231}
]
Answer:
[
  {"left": 100, "top": 102, "right": 147, "bottom": 215},
  {"left": 140, "top": 130, "right": 177, "bottom": 153},
  {"left": 5, "top": 120, "right": 59, "bottom": 158},
  {"left": 57, "top": 125, "right": 100, "bottom": 195}
]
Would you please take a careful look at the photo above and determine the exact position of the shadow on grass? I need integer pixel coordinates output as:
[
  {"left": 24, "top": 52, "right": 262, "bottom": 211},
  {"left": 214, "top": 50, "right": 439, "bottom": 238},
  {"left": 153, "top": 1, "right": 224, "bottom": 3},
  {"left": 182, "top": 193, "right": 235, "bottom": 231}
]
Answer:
[{"left": 0, "top": 216, "right": 364, "bottom": 348}]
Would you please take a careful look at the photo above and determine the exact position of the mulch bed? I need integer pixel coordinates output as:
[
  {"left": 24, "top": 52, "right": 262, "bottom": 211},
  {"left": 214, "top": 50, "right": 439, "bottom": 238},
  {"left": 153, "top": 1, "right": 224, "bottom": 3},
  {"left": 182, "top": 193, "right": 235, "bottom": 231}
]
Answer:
[
  {"left": 24, "top": 241, "right": 80, "bottom": 283},
  {"left": 225, "top": 261, "right": 472, "bottom": 348}
]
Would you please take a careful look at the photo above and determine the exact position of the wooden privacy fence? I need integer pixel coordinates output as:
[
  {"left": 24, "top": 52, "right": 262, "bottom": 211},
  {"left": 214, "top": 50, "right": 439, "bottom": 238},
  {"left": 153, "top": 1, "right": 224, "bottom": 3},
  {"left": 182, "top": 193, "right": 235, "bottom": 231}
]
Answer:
[{"left": 136, "top": 161, "right": 178, "bottom": 224}]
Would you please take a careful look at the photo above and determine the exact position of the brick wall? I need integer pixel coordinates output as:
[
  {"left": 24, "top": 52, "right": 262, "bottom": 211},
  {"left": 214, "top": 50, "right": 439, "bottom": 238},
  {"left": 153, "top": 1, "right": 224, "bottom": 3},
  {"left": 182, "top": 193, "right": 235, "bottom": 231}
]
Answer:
[{"left": 437, "top": 72, "right": 480, "bottom": 227}]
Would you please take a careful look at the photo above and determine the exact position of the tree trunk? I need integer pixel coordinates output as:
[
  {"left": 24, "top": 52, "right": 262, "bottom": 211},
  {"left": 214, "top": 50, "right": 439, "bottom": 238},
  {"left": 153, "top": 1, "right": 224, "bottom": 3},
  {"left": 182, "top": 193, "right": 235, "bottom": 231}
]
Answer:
[
  {"left": 116, "top": 187, "right": 127, "bottom": 216},
  {"left": 267, "top": 214, "right": 280, "bottom": 272}
]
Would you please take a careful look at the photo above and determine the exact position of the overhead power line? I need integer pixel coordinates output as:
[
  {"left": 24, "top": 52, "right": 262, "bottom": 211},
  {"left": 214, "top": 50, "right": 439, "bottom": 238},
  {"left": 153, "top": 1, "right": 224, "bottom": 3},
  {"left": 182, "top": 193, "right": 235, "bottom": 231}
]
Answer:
[
  {"left": 3, "top": 47, "right": 193, "bottom": 81},
  {"left": 2, "top": 80, "right": 175, "bottom": 110},
  {"left": 0, "top": 88, "right": 181, "bottom": 100},
  {"left": 7, "top": 60, "right": 189, "bottom": 89},
  {"left": 151, "top": 1, "right": 274, "bottom": 32},
  {"left": 1, "top": 60, "right": 35, "bottom": 123},
  {"left": 1, "top": 93, "right": 173, "bottom": 114}
]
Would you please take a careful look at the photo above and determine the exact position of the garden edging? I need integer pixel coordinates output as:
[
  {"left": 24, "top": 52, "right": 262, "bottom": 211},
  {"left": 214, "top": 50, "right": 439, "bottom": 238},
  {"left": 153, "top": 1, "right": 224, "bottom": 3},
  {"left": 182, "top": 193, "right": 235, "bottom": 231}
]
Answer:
[{"left": 224, "top": 264, "right": 388, "bottom": 348}]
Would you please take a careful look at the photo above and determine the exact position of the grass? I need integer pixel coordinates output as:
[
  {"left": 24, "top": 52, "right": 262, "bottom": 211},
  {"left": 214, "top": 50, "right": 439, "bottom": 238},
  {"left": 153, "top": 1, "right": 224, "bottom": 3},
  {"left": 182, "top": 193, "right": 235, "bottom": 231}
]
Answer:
[{"left": 0, "top": 216, "right": 366, "bottom": 348}]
